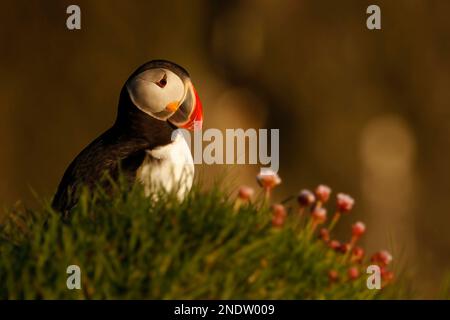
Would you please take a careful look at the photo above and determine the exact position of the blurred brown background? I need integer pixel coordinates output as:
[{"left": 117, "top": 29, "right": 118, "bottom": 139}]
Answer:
[{"left": 0, "top": 0, "right": 449, "bottom": 297}]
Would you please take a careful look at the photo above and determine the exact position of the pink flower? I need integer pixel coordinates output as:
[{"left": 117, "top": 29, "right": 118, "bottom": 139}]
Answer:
[
  {"left": 352, "top": 246, "right": 365, "bottom": 263},
  {"left": 318, "top": 228, "right": 330, "bottom": 242},
  {"left": 256, "top": 171, "right": 281, "bottom": 189},
  {"left": 297, "top": 189, "right": 316, "bottom": 207},
  {"left": 339, "top": 243, "right": 351, "bottom": 254},
  {"left": 271, "top": 204, "right": 287, "bottom": 228},
  {"left": 329, "top": 240, "right": 341, "bottom": 251},
  {"left": 272, "top": 204, "right": 286, "bottom": 217},
  {"left": 381, "top": 267, "right": 394, "bottom": 282},
  {"left": 328, "top": 270, "right": 339, "bottom": 283},
  {"left": 379, "top": 250, "right": 393, "bottom": 265},
  {"left": 315, "top": 185, "right": 331, "bottom": 203},
  {"left": 238, "top": 186, "right": 254, "bottom": 201},
  {"left": 336, "top": 193, "right": 355, "bottom": 213},
  {"left": 371, "top": 250, "right": 393, "bottom": 266},
  {"left": 311, "top": 208, "right": 327, "bottom": 224},
  {"left": 272, "top": 216, "right": 285, "bottom": 227},
  {"left": 352, "top": 222, "right": 366, "bottom": 238},
  {"left": 348, "top": 267, "right": 360, "bottom": 280}
]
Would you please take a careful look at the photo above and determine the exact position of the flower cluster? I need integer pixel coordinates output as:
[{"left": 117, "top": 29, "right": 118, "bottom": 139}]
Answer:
[{"left": 236, "top": 170, "right": 395, "bottom": 288}]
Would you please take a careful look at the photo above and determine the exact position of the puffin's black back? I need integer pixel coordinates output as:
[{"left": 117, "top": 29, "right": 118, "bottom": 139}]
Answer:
[
  {"left": 52, "top": 61, "right": 181, "bottom": 215},
  {"left": 51, "top": 124, "right": 149, "bottom": 214}
]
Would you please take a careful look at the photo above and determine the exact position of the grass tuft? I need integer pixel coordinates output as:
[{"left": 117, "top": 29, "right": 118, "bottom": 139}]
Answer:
[{"left": 0, "top": 180, "right": 404, "bottom": 299}]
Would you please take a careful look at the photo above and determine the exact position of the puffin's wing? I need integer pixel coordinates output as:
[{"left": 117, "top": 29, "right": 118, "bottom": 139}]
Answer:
[{"left": 52, "top": 130, "right": 148, "bottom": 215}]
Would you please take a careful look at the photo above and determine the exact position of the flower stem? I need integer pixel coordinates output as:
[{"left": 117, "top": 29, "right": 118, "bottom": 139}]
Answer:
[{"left": 328, "top": 211, "right": 341, "bottom": 231}]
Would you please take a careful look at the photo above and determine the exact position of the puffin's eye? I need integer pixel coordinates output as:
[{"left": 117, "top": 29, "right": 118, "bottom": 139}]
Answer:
[{"left": 155, "top": 74, "right": 167, "bottom": 88}]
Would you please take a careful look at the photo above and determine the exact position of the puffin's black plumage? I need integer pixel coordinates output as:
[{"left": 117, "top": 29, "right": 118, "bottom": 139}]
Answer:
[{"left": 52, "top": 60, "right": 192, "bottom": 214}]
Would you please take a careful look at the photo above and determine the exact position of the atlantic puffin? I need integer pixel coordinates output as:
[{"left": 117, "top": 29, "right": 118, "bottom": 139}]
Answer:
[{"left": 52, "top": 60, "right": 203, "bottom": 214}]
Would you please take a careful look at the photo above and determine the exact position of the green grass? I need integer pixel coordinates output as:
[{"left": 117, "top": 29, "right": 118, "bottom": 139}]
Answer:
[{"left": 0, "top": 179, "right": 403, "bottom": 299}]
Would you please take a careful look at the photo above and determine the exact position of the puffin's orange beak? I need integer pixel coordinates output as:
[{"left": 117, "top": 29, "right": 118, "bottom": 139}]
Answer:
[
  {"left": 181, "top": 85, "right": 203, "bottom": 130},
  {"left": 168, "top": 83, "right": 203, "bottom": 130}
]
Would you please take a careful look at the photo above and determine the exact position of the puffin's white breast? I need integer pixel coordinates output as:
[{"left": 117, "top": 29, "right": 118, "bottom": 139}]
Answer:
[{"left": 136, "top": 133, "right": 194, "bottom": 200}]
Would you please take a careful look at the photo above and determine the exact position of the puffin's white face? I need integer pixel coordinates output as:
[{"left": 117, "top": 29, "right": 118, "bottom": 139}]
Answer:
[
  {"left": 126, "top": 66, "right": 203, "bottom": 130},
  {"left": 126, "top": 68, "right": 186, "bottom": 120}
]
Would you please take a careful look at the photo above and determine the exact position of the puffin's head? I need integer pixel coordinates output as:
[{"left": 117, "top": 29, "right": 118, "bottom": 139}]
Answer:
[{"left": 125, "top": 60, "right": 203, "bottom": 130}]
